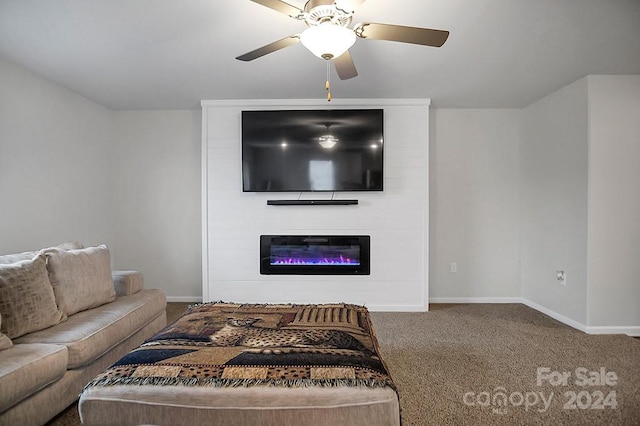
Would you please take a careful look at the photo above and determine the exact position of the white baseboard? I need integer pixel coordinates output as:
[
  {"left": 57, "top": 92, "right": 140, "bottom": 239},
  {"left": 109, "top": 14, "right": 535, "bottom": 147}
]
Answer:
[
  {"left": 428, "top": 298, "right": 639, "bottom": 336},
  {"left": 584, "top": 326, "right": 640, "bottom": 337},
  {"left": 429, "top": 297, "right": 524, "bottom": 304},
  {"left": 365, "top": 304, "right": 427, "bottom": 312},
  {"left": 166, "top": 296, "right": 202, "bottom": 303},
  {"left": 521, "top": 299, "right": 587, "bottom": 333},
  {"left": 521, "top": 299, "right": 640, "bottom": 336}
]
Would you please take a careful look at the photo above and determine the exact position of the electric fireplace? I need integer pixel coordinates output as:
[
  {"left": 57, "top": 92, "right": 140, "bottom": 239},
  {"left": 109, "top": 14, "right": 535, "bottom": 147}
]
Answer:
[{"left": 260, "top": 235, "right": 370, "bottom": 275}]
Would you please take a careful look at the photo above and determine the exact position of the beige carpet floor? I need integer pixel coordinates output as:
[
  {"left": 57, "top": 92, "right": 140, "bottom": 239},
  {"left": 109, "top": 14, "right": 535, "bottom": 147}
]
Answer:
[{"left": 47, "top": 303, "right": 639, "bottom": 425}]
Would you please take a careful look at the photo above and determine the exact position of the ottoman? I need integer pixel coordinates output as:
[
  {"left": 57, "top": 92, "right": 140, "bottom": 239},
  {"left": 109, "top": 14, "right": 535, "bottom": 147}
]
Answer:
[{"left": 79, "top": 302, "right": 400, "bottom": 426}]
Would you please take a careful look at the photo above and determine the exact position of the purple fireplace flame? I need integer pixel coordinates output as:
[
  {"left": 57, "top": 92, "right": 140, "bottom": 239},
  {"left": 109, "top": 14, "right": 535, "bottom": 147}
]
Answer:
[
  {"left": 272, "top": 253, "right": 359, "bottom": 266},
  {"left": 270, "top": 245, "right": 360, "bottom": 266}
]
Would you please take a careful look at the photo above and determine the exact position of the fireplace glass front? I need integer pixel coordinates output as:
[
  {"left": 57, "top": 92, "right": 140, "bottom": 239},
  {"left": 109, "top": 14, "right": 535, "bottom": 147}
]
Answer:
[{"left": 260, "top": 235, "right": 370, "bottom": 275}]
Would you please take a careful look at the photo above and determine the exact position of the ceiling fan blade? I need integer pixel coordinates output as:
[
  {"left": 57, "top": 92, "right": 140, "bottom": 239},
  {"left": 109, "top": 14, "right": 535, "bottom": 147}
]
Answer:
[
  {"left": 334, "top": 0, "right": 366, "bottom": 14},
  {"left": 333, "top": 51, "right": 358, "bottom": 80},
  {"left": 249, "top": 0, "right": 303, "bottom": 18},
  {"left": 354, "top": 22, "right": 449, "bottom": 47},
  {"left": 236, "top": 36, "right": 300, "bottom": 61}
]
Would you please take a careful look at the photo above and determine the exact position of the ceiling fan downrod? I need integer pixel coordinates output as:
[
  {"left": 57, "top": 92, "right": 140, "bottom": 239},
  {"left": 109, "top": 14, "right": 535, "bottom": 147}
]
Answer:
[{"left": 326, "top": 60, "right": 332, "bottom": 102}]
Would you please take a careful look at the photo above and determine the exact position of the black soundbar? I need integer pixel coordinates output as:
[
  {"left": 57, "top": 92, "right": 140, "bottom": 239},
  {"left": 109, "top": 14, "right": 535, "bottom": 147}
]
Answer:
[{"left": 267, "top": 199, "right": 358, "bottom": 206}]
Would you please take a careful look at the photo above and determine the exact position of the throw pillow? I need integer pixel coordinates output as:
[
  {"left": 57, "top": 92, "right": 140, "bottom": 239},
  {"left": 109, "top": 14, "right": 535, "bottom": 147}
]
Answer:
[
  {"left": 45, "top": 245, "right": 116, "bottom": 316},
  {"left": 0, "top": 255, "right": 67, "bottom": 339},
  {"left": 0, "top": 314, "right": 13, "bottom": 351}
]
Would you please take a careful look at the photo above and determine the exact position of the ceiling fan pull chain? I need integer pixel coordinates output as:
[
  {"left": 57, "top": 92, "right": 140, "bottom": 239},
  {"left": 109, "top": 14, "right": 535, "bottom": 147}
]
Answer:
[{"left": 326, "top": 60, "right": 332, "bottom": 102}]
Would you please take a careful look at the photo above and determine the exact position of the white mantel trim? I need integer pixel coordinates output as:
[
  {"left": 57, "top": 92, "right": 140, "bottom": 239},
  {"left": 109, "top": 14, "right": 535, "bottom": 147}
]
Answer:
[{"left": 201, "top": 98, "right": 431, "bottom": 107}]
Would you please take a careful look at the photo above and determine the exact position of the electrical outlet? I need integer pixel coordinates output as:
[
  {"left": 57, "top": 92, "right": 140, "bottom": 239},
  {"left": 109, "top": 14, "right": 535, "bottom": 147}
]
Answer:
[
  {"left": 450, "top": 262, "right": 457, "bottom": 273},
  {"left": 556, "top": 270, "right": 566, "bottom": 286}
]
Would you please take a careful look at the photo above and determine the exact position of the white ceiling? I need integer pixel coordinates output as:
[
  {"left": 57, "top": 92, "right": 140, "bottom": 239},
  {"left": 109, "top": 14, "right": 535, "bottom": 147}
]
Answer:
[{"left": 1, "top": 0, "right": 639, "bottom": 110}]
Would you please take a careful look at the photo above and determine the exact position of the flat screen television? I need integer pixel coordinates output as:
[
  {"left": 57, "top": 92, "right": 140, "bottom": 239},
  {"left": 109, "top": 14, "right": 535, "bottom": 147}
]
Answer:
[{"left": 242, "top": 109, "right": 383, "bottom": 192}]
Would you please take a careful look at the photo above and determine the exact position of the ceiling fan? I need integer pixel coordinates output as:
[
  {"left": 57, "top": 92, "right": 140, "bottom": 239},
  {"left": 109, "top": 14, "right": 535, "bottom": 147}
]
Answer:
[{"left": 236, "top": 0, "right": 450, "bottom": 82}]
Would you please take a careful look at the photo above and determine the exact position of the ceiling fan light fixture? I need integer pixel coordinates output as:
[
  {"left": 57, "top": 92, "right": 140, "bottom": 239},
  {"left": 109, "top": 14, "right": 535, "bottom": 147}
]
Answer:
[
  {"left": 300, "top": 23, "right": 356, "bottom": 60},
  {"left": 318, "top": 134, "right": 338, "bottom": 149}
]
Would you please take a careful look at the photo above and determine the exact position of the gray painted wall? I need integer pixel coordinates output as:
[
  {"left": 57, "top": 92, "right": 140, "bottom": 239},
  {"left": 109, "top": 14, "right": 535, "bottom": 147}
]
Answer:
[
  {"left": 0, "top": 58, "right": 202, "bottom": 300},
  {"left": 429, "top": 108, "right": 521, "bottom": 301},
  {"left": 0, "top": 57, "right": 113, "bottom": 253},
  {"left": 520, "top": 75, "right": 640, "bottom": 330},
  {"left": 520, "top": 78, "right": 589, "bottom": 324},
  {"left": 587, "top": 75, "right": 640, "bottom": 328},
  {"left": 110, "top": 110, "right": 202, "bottom": 301}
]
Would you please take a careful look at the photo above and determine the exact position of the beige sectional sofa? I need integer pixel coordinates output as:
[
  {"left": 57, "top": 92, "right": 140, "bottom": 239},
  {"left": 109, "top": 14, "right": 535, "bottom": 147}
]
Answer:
[{"left": 0, "top": 242, "right": 167, "bottom": 426}]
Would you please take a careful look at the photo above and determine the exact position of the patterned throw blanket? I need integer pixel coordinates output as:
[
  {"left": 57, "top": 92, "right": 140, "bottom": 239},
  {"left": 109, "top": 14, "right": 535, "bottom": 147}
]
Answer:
[{"left": 85, "top": 302, "right": 396, "bottom": 391}]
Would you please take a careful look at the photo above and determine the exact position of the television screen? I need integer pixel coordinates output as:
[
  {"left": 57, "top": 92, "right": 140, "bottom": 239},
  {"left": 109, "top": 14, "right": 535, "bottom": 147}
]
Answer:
[{"left": 242, "top": 109, "right": 383, "bottom": 192}]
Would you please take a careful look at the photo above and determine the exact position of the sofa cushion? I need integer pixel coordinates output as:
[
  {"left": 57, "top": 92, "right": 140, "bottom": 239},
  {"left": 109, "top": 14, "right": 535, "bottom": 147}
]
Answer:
[
  {"left": 0, "top": 343, "right": 68, "bottom": 412},
  {"left": 14, "top": 289, "right": 166, "bottom": 369},
  {"left": 0, "top": 241, "right": 84, "bottom": 265},
  {"left": 0, "top": 255, "right": 67, "bottom": 339},
  {"left": 45, "top": 245, "right": 116, "bottom": 316},
  {"left": 0, "top": 314, "right": 12, "bottom": 351}
]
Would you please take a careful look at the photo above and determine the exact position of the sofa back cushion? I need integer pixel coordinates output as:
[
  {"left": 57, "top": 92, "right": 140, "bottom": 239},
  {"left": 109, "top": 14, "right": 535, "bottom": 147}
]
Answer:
[
  {"left": 0, "top": 251, "right": 36, "bottom": 265},
  {"left": 0, "top": 241, "right": 84, "bottom": 265},
  {"left": 0, "top": 254, "right": 67, "bottom": 338},
  {"left": 45, "top": 245, "right": 116, "bottom": 316}
]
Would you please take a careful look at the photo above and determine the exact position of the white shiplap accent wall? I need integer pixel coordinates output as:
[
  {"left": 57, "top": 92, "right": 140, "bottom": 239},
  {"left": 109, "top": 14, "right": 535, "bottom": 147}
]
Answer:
[{"left": 201, "top": 99, "right": 430, "bottom": 311}]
